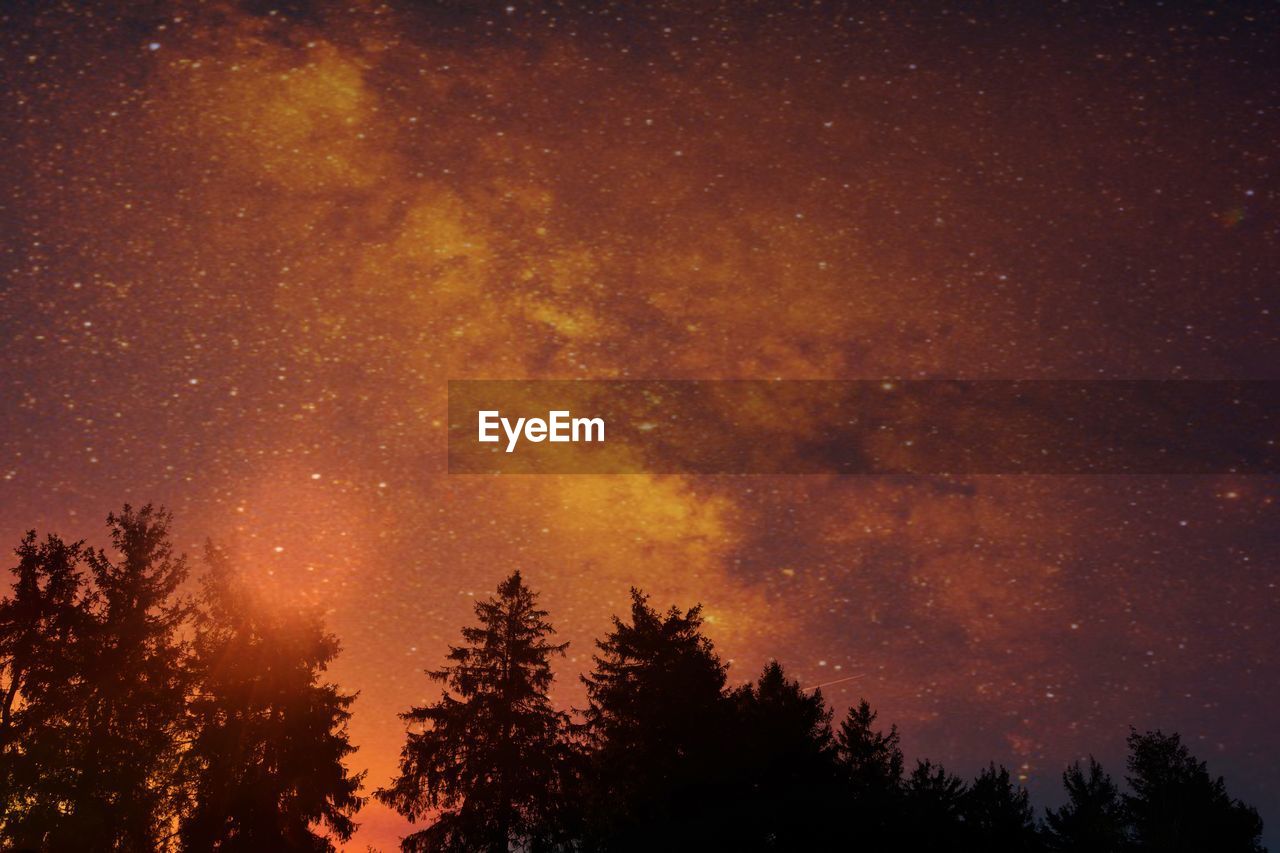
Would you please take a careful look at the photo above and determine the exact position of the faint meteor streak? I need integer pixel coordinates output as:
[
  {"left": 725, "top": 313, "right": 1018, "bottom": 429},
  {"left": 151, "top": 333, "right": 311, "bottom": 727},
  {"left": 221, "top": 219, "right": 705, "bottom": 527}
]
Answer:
[{"left": 801, "top": 673, "right": 865, "bottom": 692}]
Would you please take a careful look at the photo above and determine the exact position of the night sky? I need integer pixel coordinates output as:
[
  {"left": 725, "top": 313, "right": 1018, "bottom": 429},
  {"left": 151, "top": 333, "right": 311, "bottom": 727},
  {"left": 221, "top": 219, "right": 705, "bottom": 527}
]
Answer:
[{"left": 2, "top": 1, "right": 1277, "bottom": 848}]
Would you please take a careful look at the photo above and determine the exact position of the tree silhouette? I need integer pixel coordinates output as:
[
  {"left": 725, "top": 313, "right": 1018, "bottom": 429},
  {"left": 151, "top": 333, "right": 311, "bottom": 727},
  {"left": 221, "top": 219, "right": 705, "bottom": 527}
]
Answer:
[
  {"left": 902, "top": 759, "right": 968, "bottom": 849},
  {"left": 378, "top": 571, "right": 573, "bottom": 853},
  {"left": 1043, "top": 757, "right": 1127, "bottom": 852},
  {"left": 181, "top": 543, "right": 364, "bottom": 851},
  {"left": 69, "top": 505, "right": 194, "bottom": 850},
  {"left": 1, "top": 508, "right": 1275, "bottom": 852},
  {"left": 579, "top": 589, "right": 734, "bottom": 850},
  {"left": 1123, "top": 729, "right": 1264, "bottom": 852},
  {"left": 0, "top": 531, "right": 93, "bottom": 847},
  {"left": 2, "top": 506, "right": 195, "bottom": 850},
  {"left": 724, "top": 661, "right": 844, "bottom": 849},
  {"left": 963, "top": 763, "right": 1040, "bottom": 852},
  {"left": 835, "top": 699, "right": 905, "bottom": 850}
]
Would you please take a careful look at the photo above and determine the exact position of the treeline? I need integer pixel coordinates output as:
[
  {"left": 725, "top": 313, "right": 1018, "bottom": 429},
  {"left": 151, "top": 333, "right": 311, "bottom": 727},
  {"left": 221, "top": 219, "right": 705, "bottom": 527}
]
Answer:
[
  {"left": 0, "top": 507, "right": 362, "bottom": 851},
  {"left": 0, "top": 508, "right": 1268, "bottom": 852},
  {"left": 378, "top": 572, "right": 1265, "bottom": 853}
]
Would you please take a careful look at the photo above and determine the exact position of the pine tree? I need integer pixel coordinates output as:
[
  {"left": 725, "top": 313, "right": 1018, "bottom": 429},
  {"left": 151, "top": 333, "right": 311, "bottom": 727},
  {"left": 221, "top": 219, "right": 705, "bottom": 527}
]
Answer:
[
  {"left": 1123, "top": 729, "right": 1264, "bottom": 852},
  {"left": 963, "top": 763, "right": 1040, "bottom": 852},
  {"left": 834, "top": 699, "right": 905, "bottom": 850},
  {"left": 1, "top": 507, "right": 192, "bottom": 850},
  {"left": 1043, "top": 757, "right": 1127, "bottom": 852},
  {"left": 0, "top": 531, "right": 92, "bottom": 846},
  {"left": 726, "top": 661, "right": 842, "bottom": 848},
  {"left": 580, "top": 589, "right": 734, "bottom": 850},
  {"left": 377, "top": 571, "right": 573, "bottom": 853},
  {"left": 181, "top": 543, "right": 364, "bottom": 851},
  {"left": 902, "top": 760, "right": 968, "bottom": 849},
  {"left": 70, "top": 505, "right": 194, "bottom": 850}
]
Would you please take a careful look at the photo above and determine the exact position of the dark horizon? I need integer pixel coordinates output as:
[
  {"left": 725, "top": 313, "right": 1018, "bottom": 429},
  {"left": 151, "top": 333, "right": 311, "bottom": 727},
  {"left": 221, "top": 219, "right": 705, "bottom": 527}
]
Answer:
[{"left": 0, "top": 508, "right": 1268, "bottom": 850}]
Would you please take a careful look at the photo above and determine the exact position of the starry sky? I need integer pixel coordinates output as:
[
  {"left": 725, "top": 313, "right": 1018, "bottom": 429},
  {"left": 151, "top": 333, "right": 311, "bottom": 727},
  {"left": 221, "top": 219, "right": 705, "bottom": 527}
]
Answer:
[{"left": 1, "top": 1, "right": 1277, "bottom": 848}]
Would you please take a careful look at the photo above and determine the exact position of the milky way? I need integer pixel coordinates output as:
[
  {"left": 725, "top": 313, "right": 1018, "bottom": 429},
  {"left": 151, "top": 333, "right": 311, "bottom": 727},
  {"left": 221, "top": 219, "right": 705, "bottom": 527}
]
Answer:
[{"left": 2, "top": 2, "right": 1277, "bottom": 847}]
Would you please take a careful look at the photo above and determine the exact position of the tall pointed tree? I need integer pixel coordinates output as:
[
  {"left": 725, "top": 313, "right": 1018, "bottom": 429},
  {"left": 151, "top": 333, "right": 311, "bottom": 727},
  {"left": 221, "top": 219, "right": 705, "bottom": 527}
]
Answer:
[
  {"left": 580, "top": 589, "right": 734, "bottom": 850},
  {"left": 1043, "top": 757, "right": 1127, "bottom": 853},
  {"left": 725, "top": 661, "right": 842, "bottom": 848},
  {"left": 181, "top": 543, "right": 364, "bottom": 851},
  {"left": 70, "top": 504, "right": 194, "bottom": 850},
  {"left": 835, "top": 699, "right": 905, "bottom": 850},
  {"left": 1, "top": 506, "right": 194, "bottom": 849},
  {"left": 378, "top": 571, "right": 573, "bottom": 853}
]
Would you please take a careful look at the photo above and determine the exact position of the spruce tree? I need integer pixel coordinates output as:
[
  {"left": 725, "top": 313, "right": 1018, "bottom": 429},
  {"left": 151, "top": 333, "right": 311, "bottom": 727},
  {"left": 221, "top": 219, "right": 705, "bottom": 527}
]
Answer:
[
  {"left": 580, "top": 589, "right": 734, "bottom": 850},
  {"left": 726, "top": 661, "right": 842, "bottom": 848},
  {"left": 377, "top": 571, "right": 573, "bottom": 852},
  {"left": 71, "top": 505, "right": 194, "bottom": 850},
  {"left": 1042, "top": 757, "right": 1127, "bottom": 852},
  {"left": 963, "top": 763, "right": 1040, "bottom": 852},
  {"left": 1123, "top": 729, "right": 1264, "bottom": 852},
  {"left": 3, "top": 506, "right": 193, "bottom": 850},
  {"left": 835, "top": 699, "right": 905, "bottom": 850},
  {"left": 902, "top": 759, "right": 968, "bottom": 849},
  {"left": 181, "top": 543, "right": 364, "bottom": 851}
]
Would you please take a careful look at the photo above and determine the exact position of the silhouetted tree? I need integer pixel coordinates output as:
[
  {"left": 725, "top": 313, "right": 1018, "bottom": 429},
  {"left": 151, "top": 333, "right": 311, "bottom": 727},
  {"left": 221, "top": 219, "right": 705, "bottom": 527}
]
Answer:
[
  {"left": 180, "top": 543, "right": 364, "bottom": 851},
  {"left": 72, "top": 505, "right": 194, "bottom": 850},
  {"left": 1043, "top": 757, "right": 1127, "bottom": 852},
  {"left": 834, "top": 699, "right": 905, "bottom": 850},
  {"left": 725, "top": 661, "right": 843, "bottom": 848},
  {"left": 963, "top": 763, "right": 1040, "bottom": 852},
  {"left": 378, "top": 571, "right": 573, "bottom": 853},
  {"left": 579, "top": 589, "right": 734, "bottom": 850},
  {"left": 902, "top": 759, "right": 968, "bottom": 849},
  {"left": 1123, "top": 729, "right": 1264, "bottom": 852},
  {"left": 3, "top": 508, "right": 1276, "bottom": 853},
  {"left": 0, "top": 532, "right": 93, "bottom": 847},
  {"left": 1, "top": 507, "right": 192, "bottom": 850}
]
